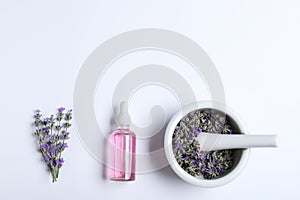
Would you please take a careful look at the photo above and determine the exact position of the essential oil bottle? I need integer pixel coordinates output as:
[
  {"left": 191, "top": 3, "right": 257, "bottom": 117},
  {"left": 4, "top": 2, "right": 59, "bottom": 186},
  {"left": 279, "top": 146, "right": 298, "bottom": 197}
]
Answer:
[{"left": 109, "top": 101, "right": 136, "bottom": 181}]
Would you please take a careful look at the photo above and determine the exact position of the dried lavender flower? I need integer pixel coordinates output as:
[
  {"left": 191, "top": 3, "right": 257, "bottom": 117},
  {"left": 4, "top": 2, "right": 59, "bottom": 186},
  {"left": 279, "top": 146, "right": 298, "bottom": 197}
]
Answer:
[
  {"left": 33, "top": 107, "right": 72, "bottom": 182},
  {"left": 172, "top": 109, "right": 234, "bottom": 179}
]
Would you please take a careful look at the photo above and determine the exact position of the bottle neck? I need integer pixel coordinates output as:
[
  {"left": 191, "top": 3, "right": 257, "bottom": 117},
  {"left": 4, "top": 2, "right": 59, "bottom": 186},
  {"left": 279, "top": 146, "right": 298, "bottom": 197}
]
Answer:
[{"left": 118, "top": 125, "right": 130, "bottom": 130}]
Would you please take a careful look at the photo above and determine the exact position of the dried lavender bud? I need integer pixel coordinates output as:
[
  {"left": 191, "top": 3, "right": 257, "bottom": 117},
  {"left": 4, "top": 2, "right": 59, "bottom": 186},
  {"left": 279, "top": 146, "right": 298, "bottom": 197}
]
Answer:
[
  {"left": 33, "top": 107, "right": 72, "bottom": 182},
  {"left": 58, "top": 107, "right": 65, "bottom": 113},
  {"left": 172, "top": 109, "right": 234, "bottom": 179}
]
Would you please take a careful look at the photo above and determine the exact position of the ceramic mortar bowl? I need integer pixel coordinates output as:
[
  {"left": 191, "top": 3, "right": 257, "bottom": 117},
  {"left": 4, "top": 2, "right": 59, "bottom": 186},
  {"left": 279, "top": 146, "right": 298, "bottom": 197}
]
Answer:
[{"left": 164, "top": 101, "right": 250, "bottom": 188}]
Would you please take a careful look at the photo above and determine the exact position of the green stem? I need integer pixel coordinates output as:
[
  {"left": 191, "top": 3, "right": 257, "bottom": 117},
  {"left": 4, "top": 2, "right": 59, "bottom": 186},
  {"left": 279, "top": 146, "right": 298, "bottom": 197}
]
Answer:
[
  {"left": 51, "top": 168, "right": 57, "bottom": 182},
  {"left": 58, "top": 126, "right": 68, "bottom": 158},
  {"left": 56, "top": 167, "right": 59, "bottom": 179}
]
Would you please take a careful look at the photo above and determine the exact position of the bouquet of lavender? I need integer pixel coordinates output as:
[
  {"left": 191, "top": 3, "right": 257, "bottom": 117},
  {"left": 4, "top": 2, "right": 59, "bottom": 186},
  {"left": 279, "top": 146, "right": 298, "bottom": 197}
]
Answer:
[{"left": 33, "top": 107, "right": 72, "bottom": 182}]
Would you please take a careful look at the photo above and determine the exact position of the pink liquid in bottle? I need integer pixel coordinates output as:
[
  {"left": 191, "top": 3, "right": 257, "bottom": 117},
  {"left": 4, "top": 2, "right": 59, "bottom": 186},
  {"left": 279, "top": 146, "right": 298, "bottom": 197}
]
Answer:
[
  {"left": 109, "top": 102, "right": 136, "bottom": 181},
  {"left": 109, "top": 128, "right": 136, "bottom": 181}
]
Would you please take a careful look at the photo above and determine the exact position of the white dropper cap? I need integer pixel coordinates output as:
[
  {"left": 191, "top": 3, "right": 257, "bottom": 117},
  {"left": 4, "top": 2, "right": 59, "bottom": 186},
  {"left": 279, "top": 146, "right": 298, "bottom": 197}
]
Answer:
[{"left": 117, "top": 101, "right": 131, "bottom": 128}]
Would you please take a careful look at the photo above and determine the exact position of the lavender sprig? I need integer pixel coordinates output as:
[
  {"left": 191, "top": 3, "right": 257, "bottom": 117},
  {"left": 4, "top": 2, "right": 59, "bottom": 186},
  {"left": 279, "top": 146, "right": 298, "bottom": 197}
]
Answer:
[
  {"left": 172, "top": 109, "right": 234, "bottom": 179},
  {"left": 33, "top": 108, "right": 72, "bottom": 182}
]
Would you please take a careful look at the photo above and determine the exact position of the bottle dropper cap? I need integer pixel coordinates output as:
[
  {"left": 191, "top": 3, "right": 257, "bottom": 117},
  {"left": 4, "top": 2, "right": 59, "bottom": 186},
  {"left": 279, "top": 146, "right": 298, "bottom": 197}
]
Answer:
[{"left": 117, "top": 101, "right": 131, "bottom": 128}]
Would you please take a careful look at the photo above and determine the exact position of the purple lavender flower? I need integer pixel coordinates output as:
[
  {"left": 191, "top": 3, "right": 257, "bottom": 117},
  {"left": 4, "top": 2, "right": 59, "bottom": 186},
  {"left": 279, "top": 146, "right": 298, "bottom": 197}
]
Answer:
[
  {"left": 58, "top": 131, "right": 69, "bottom": 140},
  {"left": 48, "top": 148, "right": 58, "bottom": 154},
  {"left": 44, "top": 154, "right": 50, "bottom": 162},
  {"left": 56, "top": 158, "right": 64, "bottom": 166},
  {"left": 58, "top": 107, "right": 65, "bottom": 113},
  {"left": 33, "top": 108, "right": 72, "bottom": 182},
  {"left": 40, "top": 142, "right": 49, "bottom": 150},
  {"left": 41, "top": 127, "right": 50, "bottom": 133},
  {"left": 62, "top": 143, "right": 68, "bottom": 148},
  {"left": 35, "top": 109, "right": 41, "bottom": 113},
  {"left": 55, "top": 142, "right": 68, "bottom": 150}
]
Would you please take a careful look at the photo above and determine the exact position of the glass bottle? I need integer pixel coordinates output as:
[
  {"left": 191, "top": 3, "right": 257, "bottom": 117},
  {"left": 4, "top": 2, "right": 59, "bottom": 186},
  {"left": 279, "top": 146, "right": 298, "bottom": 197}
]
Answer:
[{"left": 109, "top": 101, "right": 136, "bottom": 181}]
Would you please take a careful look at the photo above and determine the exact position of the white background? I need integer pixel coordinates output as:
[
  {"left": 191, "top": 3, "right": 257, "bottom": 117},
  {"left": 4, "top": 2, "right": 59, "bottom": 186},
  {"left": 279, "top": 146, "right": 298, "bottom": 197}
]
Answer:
[{"left": 1, "top": 0, "right": 300, "bottom": 199}]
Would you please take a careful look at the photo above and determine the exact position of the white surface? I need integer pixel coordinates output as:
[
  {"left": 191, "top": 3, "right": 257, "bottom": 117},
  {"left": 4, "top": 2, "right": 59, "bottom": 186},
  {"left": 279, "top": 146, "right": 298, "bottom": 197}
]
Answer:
[{"left": 1, "top": 0, "right": 300, "bottom": 199}]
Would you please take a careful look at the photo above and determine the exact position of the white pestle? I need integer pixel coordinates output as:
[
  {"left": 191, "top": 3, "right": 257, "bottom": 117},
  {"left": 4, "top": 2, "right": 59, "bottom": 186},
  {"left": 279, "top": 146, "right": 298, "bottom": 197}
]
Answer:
[{"left": 197, "top": 132, "right": 277, "bottom": 152}]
